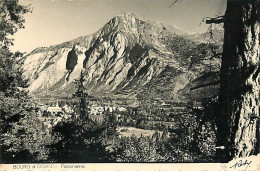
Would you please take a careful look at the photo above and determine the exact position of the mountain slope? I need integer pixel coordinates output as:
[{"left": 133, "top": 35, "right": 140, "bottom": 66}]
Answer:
[{"left": 22, "top": 12, "right": 222, "bottom": 101}]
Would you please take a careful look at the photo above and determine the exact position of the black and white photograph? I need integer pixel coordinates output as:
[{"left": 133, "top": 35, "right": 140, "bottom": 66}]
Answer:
[{"left": 0, "top": 0, "right": 259, "bottom": 167}]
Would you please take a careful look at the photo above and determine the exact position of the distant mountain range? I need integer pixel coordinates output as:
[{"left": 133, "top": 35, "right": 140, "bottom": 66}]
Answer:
[{"left": 22, "top": 12, "right": 223, "bottom": 102}]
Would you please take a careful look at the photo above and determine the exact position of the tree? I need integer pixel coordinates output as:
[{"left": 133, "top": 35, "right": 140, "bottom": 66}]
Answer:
[
  {"left": 73, "top": 71, "right": 90, "bottom": 122},
  {"left": 48, "top": 120, "right": 112, "bottom": 162},
  {"left": 161, "top": 127, "right": 169, "bottom": 141},
  {"left": 0, "top": 0, "right": 30, "bottom": 48},
  {"left": 116, "top": 136, "right": 165, "bottom": 162},
  {"left": 0, "top": 0, "right": 41, "bottom": 163},
  {"left": 216, "top": 0, "right": 260, "bottom": 161},
  {"left": 0, "top": 0, "right": 30, "bottom": 126},
  {"left": 0, "top": 0, "right": 30, "bottom": 97},
  {"left": 48, "top": 70, "right": 117, "bottom": 162},
  {"left": 171, "top": 0, "right": 259, "bottom": 161}
]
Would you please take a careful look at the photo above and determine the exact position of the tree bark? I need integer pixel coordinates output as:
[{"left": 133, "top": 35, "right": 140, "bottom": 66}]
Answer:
[{"left": 217, "top": 0, "right": 260, "bottom": 161}]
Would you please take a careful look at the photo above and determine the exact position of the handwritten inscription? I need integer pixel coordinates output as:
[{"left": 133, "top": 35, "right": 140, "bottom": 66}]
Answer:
[{"left": 229, "top": 159, "right": 252, "bottom": 170}]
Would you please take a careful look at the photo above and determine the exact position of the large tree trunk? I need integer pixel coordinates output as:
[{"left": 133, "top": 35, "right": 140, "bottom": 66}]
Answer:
[{"left": 216, "top": 0, "right": 260, "bottom": 161}]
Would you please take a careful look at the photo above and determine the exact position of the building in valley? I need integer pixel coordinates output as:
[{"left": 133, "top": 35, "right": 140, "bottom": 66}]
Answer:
[{"left": 47, "top": 102, "right": 63, "bottom": 116}]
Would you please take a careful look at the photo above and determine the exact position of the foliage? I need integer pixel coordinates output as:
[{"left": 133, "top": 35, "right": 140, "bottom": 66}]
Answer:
[
  {"left": 0, "top": 0, "right": 45, "bottom": 164},
  {"left": 120, "top": 100, "right": 219, "bottom": 163},
  {"left": 0, "top": 0, "right": 53, "bottom": 163},
  {"left": 190, "top": 98, "right": 218, "bottom": 160},
  {"left": 168, "top": 100, "right": 217, "bottom": 162},
  {"left": 116, "top": 135, "right": 163, "bottom": 162},
  {"left": 1, "top": 108, "right": 53, "bottom": 162},
  {"left": 0, "top": 0, "right": 31, "bottom": 47},
  {"left": 47, "top": 72, "right": 119, "bottom": 162},
  {"left": 116, "top": 129, "right": 184, "bottom": 163},
  {"left": 47, "top": 120, "right": 113, "bottom": 162},
  {"left": 72, "top": 71, "right": 90, "bottom": 122}
]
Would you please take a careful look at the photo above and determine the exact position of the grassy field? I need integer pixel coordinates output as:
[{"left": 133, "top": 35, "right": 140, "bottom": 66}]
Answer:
[{"left": 117, "top": 126, "right": 161, "bottom": 138}]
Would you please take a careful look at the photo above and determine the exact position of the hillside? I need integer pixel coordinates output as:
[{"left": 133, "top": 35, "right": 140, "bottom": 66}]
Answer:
[{"left": 22, "top": 12, "right": 223, "bottom": 102}]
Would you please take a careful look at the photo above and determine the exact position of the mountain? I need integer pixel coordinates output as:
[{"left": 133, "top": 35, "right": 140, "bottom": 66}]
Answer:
[
  {"left": 162, "top": 24, "right": 191, "bottom": 35},
  {"left": 22, "top": 12, "right": 222, "bottom": 102},
  {"left": 185, "top": 29, "right": 224, "bottom": 44}
]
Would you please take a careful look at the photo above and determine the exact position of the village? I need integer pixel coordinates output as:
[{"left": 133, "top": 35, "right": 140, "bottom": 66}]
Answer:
[
  {"left": 33, "top": 97, "right": 204, "bottom": 139},
  {"left": 36, "top": 102, "right": 128, "bottom": 132}
]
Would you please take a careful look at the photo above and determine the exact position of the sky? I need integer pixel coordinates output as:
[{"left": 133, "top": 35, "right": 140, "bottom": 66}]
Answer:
[{"left": 11, "top": 0, "right": 226, "bottom": 53}]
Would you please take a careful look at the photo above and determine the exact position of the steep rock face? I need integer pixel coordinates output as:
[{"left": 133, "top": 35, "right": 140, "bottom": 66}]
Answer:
[
  {"left": 22, "top": 12, "right": 221, "bottom": 99},
  {"left": 66, "top": 46, "right": 78, "bottom": 73},
  {"left": 176, "top": 71, "right": 220, "bottom": 102}
]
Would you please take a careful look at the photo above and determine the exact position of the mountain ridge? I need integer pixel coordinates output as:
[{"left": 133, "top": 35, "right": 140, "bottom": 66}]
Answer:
[{"left": 22, "top": 12, "right": 222, "bottom": 102}]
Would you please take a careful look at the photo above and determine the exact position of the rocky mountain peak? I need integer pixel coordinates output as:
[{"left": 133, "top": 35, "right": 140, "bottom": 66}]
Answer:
[
  {"left": 116, "top": 12, "right": 138, "bottom": 19},
  {"left": 22, "top": 13, "right": 221, "bottom": 102},
  {"left": 103, "top": 12, "right": 145, "bottom": 35}
]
